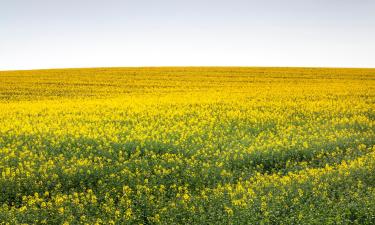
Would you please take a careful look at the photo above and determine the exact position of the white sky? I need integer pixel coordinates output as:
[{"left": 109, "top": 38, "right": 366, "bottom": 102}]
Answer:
[{"left": 1, "top": 0, "right": 375, "bottom": 70}]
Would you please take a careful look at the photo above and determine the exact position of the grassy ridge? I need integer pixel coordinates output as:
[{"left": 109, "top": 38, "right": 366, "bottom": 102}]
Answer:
[{"left": 0, "top": 67, "right": 374, "bottom": 224}]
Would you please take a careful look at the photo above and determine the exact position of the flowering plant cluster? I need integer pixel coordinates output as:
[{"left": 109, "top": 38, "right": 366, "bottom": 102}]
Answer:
[{"left": 0, "top": 67, "right": 374, "bottom": 224}]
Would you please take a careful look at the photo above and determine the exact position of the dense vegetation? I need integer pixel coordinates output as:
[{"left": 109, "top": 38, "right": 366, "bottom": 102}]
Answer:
[{"left": 0, "top": 67, "right": 374, "bottom": 224}]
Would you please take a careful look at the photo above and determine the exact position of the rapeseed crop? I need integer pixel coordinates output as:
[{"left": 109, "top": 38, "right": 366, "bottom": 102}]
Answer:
[{"left": 0, "top": 67, "right": 374, "bottom": 224}]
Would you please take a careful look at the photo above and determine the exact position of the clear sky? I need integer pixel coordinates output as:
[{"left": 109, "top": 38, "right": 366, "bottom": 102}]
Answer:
[{"left": 1, "top": 0, "right": 375, "bottom": 70}]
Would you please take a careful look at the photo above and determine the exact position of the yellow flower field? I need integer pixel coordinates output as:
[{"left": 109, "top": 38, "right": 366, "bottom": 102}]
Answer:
[{"left": 0, "top": 67, "right": 374, "bottom": 224}]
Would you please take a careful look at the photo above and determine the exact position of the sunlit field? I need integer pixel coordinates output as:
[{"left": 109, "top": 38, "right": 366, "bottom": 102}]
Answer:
[{"left": 0, "top": 67, "right": 374, "bottom": 224}]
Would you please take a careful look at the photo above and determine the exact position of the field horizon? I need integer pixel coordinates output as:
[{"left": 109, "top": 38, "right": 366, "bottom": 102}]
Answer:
[{"left": 2, "top": 66, "right": 375, "bottom": 73}]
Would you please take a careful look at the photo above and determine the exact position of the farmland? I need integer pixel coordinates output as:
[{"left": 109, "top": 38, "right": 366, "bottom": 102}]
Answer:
[{"left": 0, "top": 67, "right": 374, "bottom": 224}]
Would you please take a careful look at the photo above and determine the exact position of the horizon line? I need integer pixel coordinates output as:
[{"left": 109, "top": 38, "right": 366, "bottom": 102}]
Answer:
[{"left": 2, "top": 65, "right": 375, "bottom": 72}]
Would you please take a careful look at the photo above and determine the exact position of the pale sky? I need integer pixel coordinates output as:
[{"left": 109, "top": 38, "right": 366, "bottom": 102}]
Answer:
[{"left": 1, "top": 0, "right": 375, "bottom": 70}]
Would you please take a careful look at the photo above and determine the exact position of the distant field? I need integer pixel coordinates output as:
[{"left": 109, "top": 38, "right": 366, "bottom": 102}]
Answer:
[{"left": 0, "top": 67, "right": 374, "bottom": 224}]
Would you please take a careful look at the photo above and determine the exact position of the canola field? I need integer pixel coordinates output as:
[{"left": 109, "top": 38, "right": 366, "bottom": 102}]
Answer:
[{"left": 0, "top": 67, "right": 374, "bottom": 224}]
